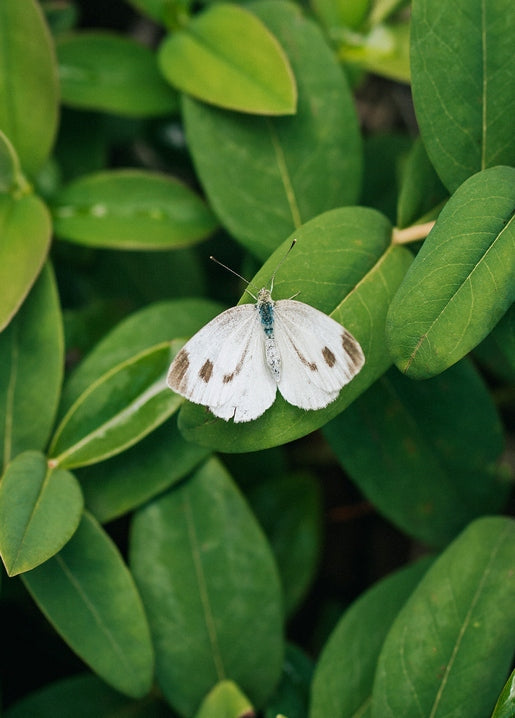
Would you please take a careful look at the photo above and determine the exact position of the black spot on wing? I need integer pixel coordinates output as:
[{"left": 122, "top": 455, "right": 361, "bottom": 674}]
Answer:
[
  {"left": 322, "top": 346, "right": 336, "bottom": 367},
  {"left": 169, "top": 349, "right": 190, "bottom": 390},
  {"left": 341, "top": 329, "right": 365, "bottom": 370},
  {"left": 199, "top": 359, "right": 214, "bottom": 383}
]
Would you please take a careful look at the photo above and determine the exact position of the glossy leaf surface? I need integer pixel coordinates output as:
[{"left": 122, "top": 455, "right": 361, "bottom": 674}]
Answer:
[
  {"left": 387, "top": 166, "right": 515, "bottom": 378},
  {"left": 372, "top": 517, "right": 515, "bottom": 718},
  {"left": 411, "top": 0, "right": 515, "bottom": 191},
  {"left": 130, "top": 458, "right": 283, "bottom": 716},
  {"left": 159, "top": 3, "right": 296, "bottom": 115},
  {"left": 183, "top": 0, "right": 361, "bottom": 259},
  {"left": 0, "top": 0, "right": 58, "bottom": 176},
  {"left": 0, "top": 451, "right": 83, "bottom": 575},
  {"left": 0, "top": 194, "right": 51, "bottom": 330},
  {"left": 52, "top": 169, "right": 217, "bottom": 249},
  {"left": 324, "top": 360, "right": 507, "bottom": 547},
  {"left": 23, "top": 512, "right": 154, "bottom": 698},
  {"left": 0, "top": 263, "right": 63, "bottom": 471}
]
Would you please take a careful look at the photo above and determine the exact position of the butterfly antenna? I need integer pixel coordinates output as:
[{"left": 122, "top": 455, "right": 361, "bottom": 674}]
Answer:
[
  {"left": 270, "top": 238, "right": 296, "bottom": 293},
  {"left": 209, "top": 256, "right": 257, "bottom": 300}
]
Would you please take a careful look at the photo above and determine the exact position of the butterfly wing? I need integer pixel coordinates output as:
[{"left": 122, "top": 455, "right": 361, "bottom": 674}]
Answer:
[
  {"left": 167, "top": 305, "right": 277, "bottom": 422},
  {"left": 273, "top": 299, "right": 365, "bottom": 410}
]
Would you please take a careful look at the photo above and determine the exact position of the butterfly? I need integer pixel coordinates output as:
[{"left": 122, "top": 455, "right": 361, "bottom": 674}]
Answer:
[{"left": 167, "top": 243, "right": 365, "bottom": 423}]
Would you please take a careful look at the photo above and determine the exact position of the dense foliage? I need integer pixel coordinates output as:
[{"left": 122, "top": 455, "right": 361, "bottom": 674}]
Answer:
[{"left": 0, "top": 0, "right": 514, "bottom": 716}]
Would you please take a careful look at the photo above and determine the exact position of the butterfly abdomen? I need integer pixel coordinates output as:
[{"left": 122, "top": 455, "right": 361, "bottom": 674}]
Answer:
[{"left": 257, "top": 289, "right": 281, "bottom": 382}]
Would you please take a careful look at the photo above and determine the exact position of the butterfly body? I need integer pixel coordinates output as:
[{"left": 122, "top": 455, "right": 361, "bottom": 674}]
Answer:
[{"left": 168, "top": 286, "right": 365, "bottom": 423}]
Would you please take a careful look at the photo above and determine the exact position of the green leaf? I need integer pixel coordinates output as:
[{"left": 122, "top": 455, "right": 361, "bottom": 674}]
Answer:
[
  {"left": 411, "top": 0, "right": 515, "bottom": 192},
  {"left": 386, "top": 166, "right": 515, "bottom": 378},
  {"left": 0, "top": 0, "right": 59, "bottom": 177},
  {"left": 0, "top": 451, "right": 83, "bottom": 576},
  {"left": 247, "top": 472, "right": 322, "bottom": 616},
  {"left": 194, "top": 681, "right": 253, "bottom": 718},
  {"left": 362, "top": 133, "right": 412, "bottom": 222},
  {"left": 323, "top": 360, "right": 508, "bottom": 547},
  {"left": 0, "top": 193, "right": 52, "bottom": 331},
  {"left": 125, "top": 0, "right": 169, "bottom": 23},
  {"left": 265, "top": 644, "right": 313, "bottom": 718},
  {"left": 78, "top": 416, "right": 210, "bottom": 523},
  {"left": 396, "top": 137, "right": 448, "bottom": 228},
  {"left": 0, "top": 263, "right": 63, "bottom": 471},
  {"left": 177, "top": 208, "right": 413, "bottom": 452},
  {"left": 4, "top": 673, "right": 168, "bottom": 718},
  {"left": 41, "top": 1, "right": 79, "bottom": 36},
  {"left": 130, "top": 457, "right": 284, "bottom": 716},
  {"left": 491, "top": 669, "right": 515, "bottom": 718},
  {"left": 51, "top": 169, "right": 218, "bottom": 250},
  {"left": 0, "top": 130, "right": 26, "bottom": 194},
  {"left": 49, "top": 341, "right": 181, "bottom": 469},
  {"left": 183, "top": 0, "right": 361, "bottom": 260},
  {"left": 339, "top": 21, "right": 411, "bottom": 84},
  {"left": 57, "top": 31, "right": 178, "bottom": 117},
  {"left": 59, "top": 298, "right": 223, "bottom": 416},
  {"left": 310, "top": 559, "right": 432, "bottom": 718},
  {"left": 159, "top": 3, "right": 296, "bottom": 115},
  {"left": 22, "top": 512, "right": 154, "bottom": 699},
  {"left": 312, "top": 0, "right": 370, "bottom": 31},
  {"left": 474, "top": 305, "right": 515, "bottom": 381},
  {"left": 372, "top": 517, "right": 515, "bottom": 718}
]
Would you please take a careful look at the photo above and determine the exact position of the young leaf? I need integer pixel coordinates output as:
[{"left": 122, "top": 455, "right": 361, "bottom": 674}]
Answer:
[
  {"left": 0, "top": 0, "right": 58, "bottom": 177},
  {"left": 22, "top": 512, "right": 154, "bottom": 699},
  {"left": 323, "top": 360, "right": 508, "bottom": 548},
  {"left": 49, "top": 342, "right": 182, "bottom": 469},
  {"left": 130, "top": 457, "right": 284, "bottom": 716},
  {"left": 386, "top": 166, "right": 515, "bottom": 378},
  {"left": 59, "top": 298, "right": 223, "bottom": 416},
  {"left": 177, "top": 208, "right": 413, "bottom": 452},
  {"left": 491, "top": 669, "right": 515, "bottom": 718},
  {"left": 183, "top": 0, "right": 361, "bottom": 260},
  {"left": 310, "top": 559, "right": 433, "bottom": 718},
  {"left": 159, "top": 3, "right": 296, "bottom": 116},
  {"left": 0, "top": 451, "right": 83, "bottom": 576},
  {"left": 411, "top": 0, "right": 515, "bottom": 192},
  {"left": 57, "top": 32, "right": 178, "bottom": 117},
  {"left": 372, "top": 517, "right": 515, "bottom": 718},
  {"left": 51, "top": 169, "right": 218, "bottom": 250},
  {"left": 78, "top": 417, "right": 210, "bottom": 523},
  {"left": 0, "top": 194, "right": 52, "bottom": 331},
  {"left": 0, "top": 263, "right": 63, "bottom": 471},
  {"left": 194, "top": 681, "right": 253, "bottom": 718}
]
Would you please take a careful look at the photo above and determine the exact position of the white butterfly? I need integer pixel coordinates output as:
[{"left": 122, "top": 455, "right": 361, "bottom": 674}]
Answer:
[{"left": 167, "top": 247, "right": 365, "bottom": 423}]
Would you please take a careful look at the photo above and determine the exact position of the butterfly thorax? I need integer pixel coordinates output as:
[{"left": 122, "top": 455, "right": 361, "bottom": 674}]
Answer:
[{"left": 256, "top": 288, "right": 281, "bottom": 382}]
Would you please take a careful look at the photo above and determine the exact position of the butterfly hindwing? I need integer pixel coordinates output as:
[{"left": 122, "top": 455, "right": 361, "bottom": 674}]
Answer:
[
  {"left": 167, "top": 304, "right": 277, "bottom": 422},
  {"left": 273, "top": 300, "right": 365, "bottom": 410}
]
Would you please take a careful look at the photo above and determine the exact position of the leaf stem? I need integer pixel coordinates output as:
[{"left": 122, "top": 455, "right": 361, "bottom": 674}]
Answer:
[{"left": 392, "top": 220, "right": 435, "bottom": 245}]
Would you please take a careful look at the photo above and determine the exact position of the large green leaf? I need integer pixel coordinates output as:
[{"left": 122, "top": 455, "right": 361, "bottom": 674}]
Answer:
[
  {"left": 57, "top": 32, "right": 178, "bottom": 117},
  {"left": 0, "top": 451, "right": 82, "bottom": 576},
  {"left": 310, "top": 559, "right": 432, "bottom": 718},
  {"left": 159, "top": 3, "right": 296, "bottom": 115},
  {"left": 130, "top": 457, "right": 283, "bottom": 716},
  {"left": 0, "top": 263, "right": 63, "bottom": 471},
  {"left": 49, "top": 342, "right": 181, "bottom": 469},
  {"left": 0, "top": 0, "right": 58, "bottom": 176},
  {"left": 78, "top": 416, "right": 210, "bottom": 523},
  {"left": 177, "top": 208, "right": 413, "bottom": 451},
  {"left": 372, "top": 517, "right": 515, "bottom": 718},
  {"left": 22, "top": 512, "right": 154, "bottom": 699},
  {"left": 51, "top": 169, "right": 218, "bottom": 249},
  {"left": 411, "top": 0, "right": 515, "bottom": 192},
  {"left": 183, "top": 0, "right": 362, "bottom": 260},
  {"left": 386, "top": 166, "right": 515, "bottom": 378},
  {"left": 0, "top": 193, "right": 52, "bottom": 331},
  {"left": 59, "top": 298, "right": 223, "bottom": 416},
  {"left": 4, "top": 674, "right": 169, "bottom": 718},
  {"left": 323, "top": 360, "right": 507, "bottom": 547}
]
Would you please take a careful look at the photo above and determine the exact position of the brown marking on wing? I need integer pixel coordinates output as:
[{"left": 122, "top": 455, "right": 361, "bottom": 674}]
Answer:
[
  {"left": 223, "top": 348, "right": 248, "bottom": 384},
  {"left": 199, "top": 359, "right": 214, "bottom": 383},
  {"left": 169, "top": 349, "right": 190, "bottom": 389},
  {"left": 341, "top": 329, "right": 364, "bottom": 368},
  {"left": 293, "top": 344, "right": 317, "bottom": 371},
  {"left": 322, "top": 346, "right": 336, "bottom": 367}
]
